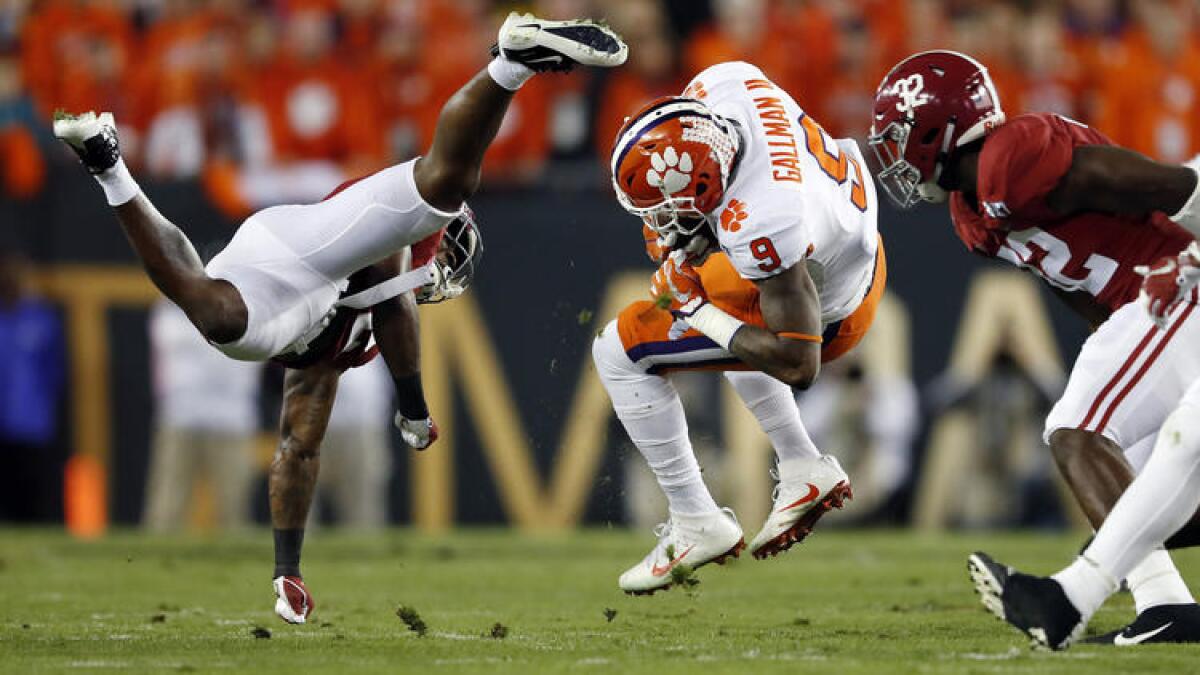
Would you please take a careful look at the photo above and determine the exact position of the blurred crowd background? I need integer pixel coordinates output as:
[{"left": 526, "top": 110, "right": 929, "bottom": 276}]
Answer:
[
  {"left": 0, "top": 0, "right": 1192, "bottom": 532},
  {"left": 3, "top": 0, "right": 1200, "bottom": 205}
]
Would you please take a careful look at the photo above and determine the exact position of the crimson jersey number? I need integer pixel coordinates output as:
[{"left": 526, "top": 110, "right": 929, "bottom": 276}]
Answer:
[
  {"left": 751, "top": 237, "right": 782, "bottom": 273},
  {"left": 997, "top": 228, "right": 1118, "bottom": 296}
]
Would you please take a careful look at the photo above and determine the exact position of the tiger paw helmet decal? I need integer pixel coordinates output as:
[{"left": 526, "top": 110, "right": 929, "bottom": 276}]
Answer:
[{"left": 646, "top": 146, "right": 694, "bottom": 196}]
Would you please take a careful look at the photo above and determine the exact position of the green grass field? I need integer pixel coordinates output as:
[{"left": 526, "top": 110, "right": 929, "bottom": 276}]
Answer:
[{"left": 2, "top": 528, "right": 1200, "bottom": 673}]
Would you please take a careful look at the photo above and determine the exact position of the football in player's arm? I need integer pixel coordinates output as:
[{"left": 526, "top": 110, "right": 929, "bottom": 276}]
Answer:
[{"left": 654, "top": 247, "right": 823, "bottom": 388}]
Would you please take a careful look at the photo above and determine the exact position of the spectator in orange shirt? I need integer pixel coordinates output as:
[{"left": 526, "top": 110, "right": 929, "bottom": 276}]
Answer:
[
  {"left": 1096, "top": 0, "right": 1200, "bottom": 163},
  {"left": 770, "top": 0, "right": 838, "bottom": 119},
  {"left": 0, "top": 55, "right": 45, "bottom": 199},
  {"left": 947, "top": 3, "right": 1025, "bottom": 115},
  {"left": 819, "top": 18, "right": 881, "bottom": 141},
  {"left": 683, "top": 0, "right": 796, "bottom": 94},
  {"left": 259, "top": 7, "right": 384, "bottom": 169},
  {"left": 1061, "top": 0, "right": 1127, "bottom": 123},
  {"left": 1016, "top": 5, "right": 1086, "bottom": 120},
  {"left": 370, "top": 7, "right": 453, "bottom": 162},
  {"left": 19, "top": 0, "right": 133, "bottom": 120},
  {"left": 142, "top": 22, "right": 272, "bottom": 179},
  {"left": 595, "top": 0, "right": 682, "bottom": 161}
]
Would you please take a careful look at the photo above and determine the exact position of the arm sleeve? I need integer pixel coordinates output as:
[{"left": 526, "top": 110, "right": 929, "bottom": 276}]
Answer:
[{"left": 977, "top": 115, "right": 1076, "bottom": 221}]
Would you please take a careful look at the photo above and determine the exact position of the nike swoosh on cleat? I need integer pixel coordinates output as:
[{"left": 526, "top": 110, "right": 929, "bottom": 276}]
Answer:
[
  {"left": 525, "top": 55, "right": 564, "bottom": 64},
  {"left": 778, "top": 484, "right": 820, "bottom": 512},
  {"left": 1113, "top": 622, "right": 1173, "bottom": 646},
  {"left": 650, "top": 545, "right": 694, "bottom": 577}
]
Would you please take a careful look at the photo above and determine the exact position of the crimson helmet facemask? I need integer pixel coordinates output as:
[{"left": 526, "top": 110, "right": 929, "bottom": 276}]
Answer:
[{"left": 416, "top": 205, "right": 483, "bottom": 304}]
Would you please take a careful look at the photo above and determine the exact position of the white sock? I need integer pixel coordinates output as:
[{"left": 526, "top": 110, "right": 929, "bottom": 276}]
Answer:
[
  {"left": 594, "top": 325, "right": 719, "bottom": 516},
  {"left": 487, "top": 56, "right": 535, "bottom": 91},
  {"left": 1053, "top": 555, "right": 1119, "bottom": 618},
  {"left": 1075, "top": 398, "right": 1200, "bottom": 612},
  {"left": 723, "top": 371, "right": 820, "bottom": 461},
  {"left": 1127, "top": 549, "right": 1195, "bottom": 613},
  {"left": 95, "top": 157, "right": 140, "bottom": 206}
]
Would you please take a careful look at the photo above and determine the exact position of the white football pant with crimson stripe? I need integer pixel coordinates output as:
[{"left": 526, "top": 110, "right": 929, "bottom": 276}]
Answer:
[
  {"left": 1044, "top": 291, "right": 1200, "bottom": 615},
  {"left": 1055, "top": 379, "right": 1200, "bottom": 618},
  {"left": 1045, "top": 291, "right": 1200, "bottom": 450}
]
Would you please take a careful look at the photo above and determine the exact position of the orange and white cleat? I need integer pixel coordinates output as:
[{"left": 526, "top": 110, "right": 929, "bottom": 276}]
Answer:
[
  {"left": 273, "top": 576, "right": 314, "bottom": 624},
  {"left": 618, "top": 508, "right": 745, "bottom": 595},
  {"left": 749, "top": 455, "right": 851, "bottom": 560}
]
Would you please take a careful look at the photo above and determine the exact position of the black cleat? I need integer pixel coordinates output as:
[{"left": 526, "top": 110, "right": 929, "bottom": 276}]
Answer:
[
  {"left": 53, "top": 111, "right": 121, "bottom": 174},
  {"left": 1083, "top": 603, "right": 1200, "bottom": 645},
  {"left": 968, "top": 551, "right": 1086, "bottom": 650},
  {"left": 490, "top": 13, "right": 627, "bottom": 73}
]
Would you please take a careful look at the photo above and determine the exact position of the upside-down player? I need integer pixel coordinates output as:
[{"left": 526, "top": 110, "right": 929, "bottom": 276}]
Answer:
[
  {"left": 867, "top": 49, "right": 1200, "bottom": 647},
  {"left": 53, "top": 13, "right": 628, "bottom": 623},
  {"left": 599, "top": 61, "right": 885, "bottom": 594}
]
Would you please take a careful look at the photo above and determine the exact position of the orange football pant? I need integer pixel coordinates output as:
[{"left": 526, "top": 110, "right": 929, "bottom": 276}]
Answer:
[{"left": 616, "top": 237, "right": 887, "bottom": 375}]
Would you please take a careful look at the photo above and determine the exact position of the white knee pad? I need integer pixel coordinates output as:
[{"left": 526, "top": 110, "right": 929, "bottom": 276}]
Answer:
[
  {"left": 592, "top": 321, "right": 633, "bottom": 382},
  {"left": 593, "top": 320, "right": 677, "bottom": 419}
]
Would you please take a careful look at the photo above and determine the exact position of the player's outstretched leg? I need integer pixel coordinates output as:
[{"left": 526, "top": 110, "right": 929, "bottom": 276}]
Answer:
[
  {"left": 722, "top": 371, "right": 852, "bottom": 559},
  {"left": 1049, "top": 427, "right": 1199, "bottom": 631},
  {"left": 53, "top": 112, "right": 248, "bottom": 344},
  {"left": 967, "top": 551, "right": 1088, "bottom": 651},
  {"left": 592, "top": 324, "right": 744, "bottom": 595},
  {"left": 1068, "top": 391, "right": 1200, "bottom": 645},
  {"left": 269, "top": 365, "right": 340, "bottom": 624},
  {"left": 411, "top": 13, "right": 626, "bottom": 212}
]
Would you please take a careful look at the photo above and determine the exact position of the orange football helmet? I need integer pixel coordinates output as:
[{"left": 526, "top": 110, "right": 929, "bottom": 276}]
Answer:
[{"left": 611, "top": 97, "right": 739, "bottom": 243}]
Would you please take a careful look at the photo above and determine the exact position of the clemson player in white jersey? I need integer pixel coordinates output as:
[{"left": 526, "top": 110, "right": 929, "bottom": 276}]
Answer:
[{"left": 599, "top": 61, "right": 885, "bottom": 594}]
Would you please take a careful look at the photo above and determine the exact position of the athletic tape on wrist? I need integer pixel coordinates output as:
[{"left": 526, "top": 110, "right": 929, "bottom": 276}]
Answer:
[
  {"left": 684, "top": 303, "right": 744, "bottom": 350},
  {"left": 487, "top": 56, "right": 534, "bottom": 91},
  {"left": 96, "top": 157, "right": 141, "bottom": 206}
]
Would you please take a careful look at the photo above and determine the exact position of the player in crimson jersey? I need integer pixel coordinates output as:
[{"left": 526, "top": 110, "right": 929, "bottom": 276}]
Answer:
[
  {"left": 869, "top": 50, "right": 1200, "bottom": 648},
  {"left": 53, "top": 14, "right": 628, "bottom": 623}
]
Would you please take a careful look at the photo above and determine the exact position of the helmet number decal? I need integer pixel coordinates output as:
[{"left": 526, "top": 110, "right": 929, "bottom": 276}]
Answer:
[
  {"left": 799, "top": 115, "right": 869, "bottom": 212},
  {"left": 750, "top": 236, "right": 782, "bottom": 273},
  {"left": 891, "top": 74, "right": 930, "bottom": 114}
]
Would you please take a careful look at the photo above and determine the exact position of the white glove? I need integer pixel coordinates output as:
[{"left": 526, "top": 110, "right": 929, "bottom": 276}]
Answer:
[
  {"left": 394, "top": 413, "right": 439, "bottom": 450},
  {"left": 1135, "top": 241, "right": 1200, "bottom": 328}
]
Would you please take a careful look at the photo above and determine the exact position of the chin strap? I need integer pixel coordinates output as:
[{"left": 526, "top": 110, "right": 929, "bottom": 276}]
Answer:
[{"left": 336, "top": 262, "right": 438, "bottom": 310}]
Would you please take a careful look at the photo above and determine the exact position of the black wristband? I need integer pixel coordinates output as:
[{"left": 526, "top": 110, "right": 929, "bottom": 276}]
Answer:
[{"left": 394, "top": 372, "right": 430, "bottom": 420}]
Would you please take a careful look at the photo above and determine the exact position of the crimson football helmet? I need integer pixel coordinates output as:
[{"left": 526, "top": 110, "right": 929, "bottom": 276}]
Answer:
[
  {"left": 869, "top": 50, "right": 1005, "bottom": 209},
  {"left": 611, "top": 97, "right": 740, "bottom": 244}
]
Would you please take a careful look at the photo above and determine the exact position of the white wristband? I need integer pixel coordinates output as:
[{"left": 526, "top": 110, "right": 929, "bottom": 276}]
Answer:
[
  {"left": 487, "top": 56, "right": 535, "bottom": 91},
  {"left": 685, "top": 303, "right": 745, "bottom": 350},
  {"left": 95, "top": 157, "right": 141, "bottom": 206}
]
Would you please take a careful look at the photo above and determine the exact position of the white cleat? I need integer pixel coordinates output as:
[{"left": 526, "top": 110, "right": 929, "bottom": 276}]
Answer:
[
  {"left": 52, "top": 110, "right": 121, "bottom": 174},
  {"left": 494, "top": 12, "right": 628, "bottom": 72},
  {"left": 749, "top": 455, "right": 852, "bottom": 559},
  {"left": 273, "top": 575, "right": 314, "bottom": 624},
  {"left": 619, "top": 508, "right": 745, "bottom": 595}
]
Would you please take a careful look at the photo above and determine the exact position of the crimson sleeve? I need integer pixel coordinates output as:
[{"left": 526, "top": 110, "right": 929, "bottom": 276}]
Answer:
[
  {"left": 977, "top": 114, "right": 1076, "bottom": 222},
  {"left": 411, "top": 229, "right": 444, "bottom": 268}
]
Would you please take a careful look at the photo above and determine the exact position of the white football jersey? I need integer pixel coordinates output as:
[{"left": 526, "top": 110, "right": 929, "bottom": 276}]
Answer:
[{"left": 685, "top": 62, "right": 879, "bottom": 325}]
